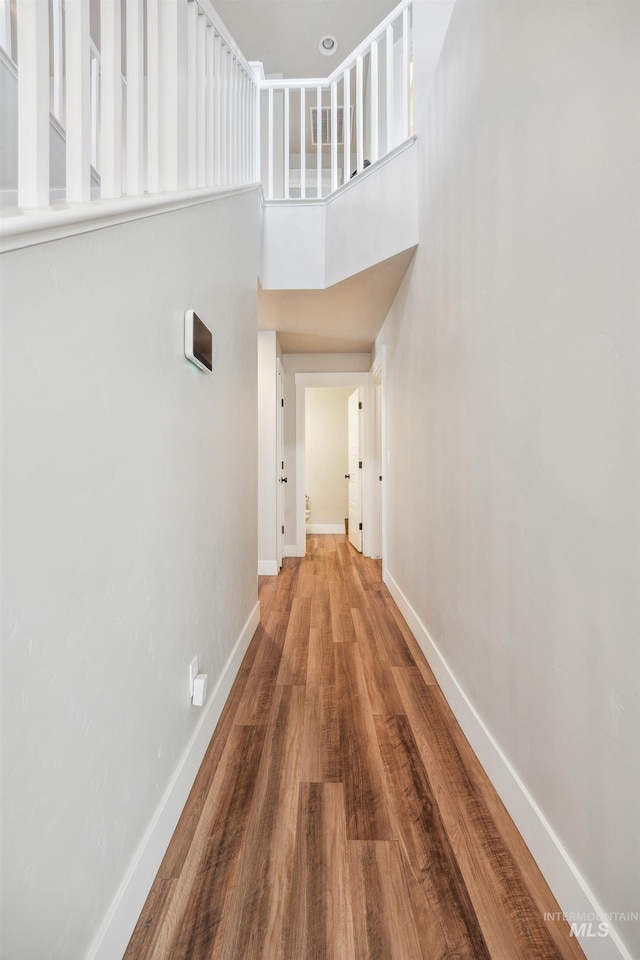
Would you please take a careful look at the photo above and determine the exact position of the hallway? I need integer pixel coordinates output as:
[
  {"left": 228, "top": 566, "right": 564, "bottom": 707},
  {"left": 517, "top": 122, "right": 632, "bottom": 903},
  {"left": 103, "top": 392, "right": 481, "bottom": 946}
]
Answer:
[{"left": 124, "top": 536, "right": 584, "bottom": 960}]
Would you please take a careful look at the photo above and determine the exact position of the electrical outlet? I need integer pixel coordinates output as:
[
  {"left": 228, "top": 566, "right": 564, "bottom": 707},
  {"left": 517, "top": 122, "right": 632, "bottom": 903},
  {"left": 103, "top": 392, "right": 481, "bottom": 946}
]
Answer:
[{"left": 189, "top": 656, "right": 199, "bottom": 698}]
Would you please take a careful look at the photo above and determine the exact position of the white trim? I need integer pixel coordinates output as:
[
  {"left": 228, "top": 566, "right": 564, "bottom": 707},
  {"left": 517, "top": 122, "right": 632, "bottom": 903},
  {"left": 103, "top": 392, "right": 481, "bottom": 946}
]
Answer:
[
  {"left": 306, "top": 523, "right": 345, "bottom": 534},
  {"left": 86, "top": 601, "right": 261, "bottom": 960},
  {"left": 383, "top": 569, "right": 634, "bottom": 960},
  {"left": 0, "top": 183, "right": 260, "bottom": 253},
  {"left": 258, "top": 560, "right": 278, "bottom": 575},
  {"left": 285, "top": 544, "right": 304, "bottom": 558}
]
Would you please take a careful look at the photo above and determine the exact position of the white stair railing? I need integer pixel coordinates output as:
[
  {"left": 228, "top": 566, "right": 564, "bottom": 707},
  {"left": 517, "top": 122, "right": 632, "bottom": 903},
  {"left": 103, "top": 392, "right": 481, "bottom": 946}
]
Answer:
[
  {"left": 6, "top": 0, "right": 259, "bottom": 211},
  {"left": 2, "top": 0, "right": 412, "bottom": 215},
  {"left": 259, "top": 0, "right": 413, "bottom": 201}
]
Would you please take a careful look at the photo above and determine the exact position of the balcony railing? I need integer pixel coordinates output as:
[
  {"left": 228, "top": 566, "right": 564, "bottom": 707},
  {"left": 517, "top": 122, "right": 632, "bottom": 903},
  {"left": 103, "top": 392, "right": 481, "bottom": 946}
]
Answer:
[
  {"left": 2, "top": 0, "right": 259, "bottom": 210},
  {"left": 260, "top": 0, "right": 412, "bottom": 201},
  {"left": 1, "top": 0, "right": 412, "bottom": 217}
]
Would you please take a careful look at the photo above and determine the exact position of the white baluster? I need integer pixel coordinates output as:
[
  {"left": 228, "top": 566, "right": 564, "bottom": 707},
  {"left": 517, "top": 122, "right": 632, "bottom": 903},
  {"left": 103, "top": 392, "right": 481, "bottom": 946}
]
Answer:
[
  {"left": 330, "top": 80, "right": 337, "bottom": 192},
  {"left": 100, "top": 0, "right": 122, "bottom": 198},
  {"left": 284, "top": 86, "right": 290, "bottom": 199},
  {"left": 267, "top": 86, "right": 274, "bottom": 199},
  {"left": 356, "top": 55, "right": 363, "bottom": 173},
  {"left": 246, "top": 75, "right": 252, "bottom": 181},
  {"left": 240, "top": 71, "right": 246, "bottom": 182},
  {"left": 229, "top": 54, "right": 235, "bottom": 183},
  {"left": 227, "top": 50, "right": 233, "bottom": 184},
  {"left": 385, "top": 23, "right": 394, "bottom": 153},
  {"left": 234, "top": 62, "right": 240, "bottom": 182},
  {"left": 186, "top": 0, "right": 197, "bottom": 188},
  {"left": 17, "top": 0, "right": 49, "bottom": 208},
  {"left": 402, "top": 7, "right": 410, "bottom": 139},
  {"left": 90, "top": 51, "right": 100, "bottom": 173},
  {"left": 51, "top": 0, "right": 63, "bottom": 122},
  {"left": 370, "top": 40, "right": 379, "bottom": 162},
  {"left": 245, "top": 78, "right": 250, "bottom": 183},
  {"left": 146, "top": 0, "right": 159, "bottom": 193},
  {"left": 126, "top": 0, "right": 144, "bottom": 195},
  {"left": 65, "top": 0, "right": 91, "bottom": 203},
  {"left": 196, "top": 11, "right": 206, "bottom": 187},
  {"left": 205, "top": 24, "right": 214, "bottom": 186},
  {"left": 300, "top": 87, "right": 306, "bottom": 199},
  {"left": 213, "top": 34, "right": 222, "bottom": 185},
  {"left": 159, "top": 0, "right": 188, "bottom": 192},
  {"left": 241, "top": 69, "right": 246, "bottom": 182},
  {"left": 227, "top": 52, "right": 233, "bottom": 184},
  {"left": 220, "top": 47, "right": 228, "bottom": 184},
  {"left": 316, "top": 85, "right": 322, "bottom": 198},
  {"left": 343, "top": 68, "right": 350, "bottom": 185},
  {"left": 254, "top": 82, "right": 260, "bottom": 183}
]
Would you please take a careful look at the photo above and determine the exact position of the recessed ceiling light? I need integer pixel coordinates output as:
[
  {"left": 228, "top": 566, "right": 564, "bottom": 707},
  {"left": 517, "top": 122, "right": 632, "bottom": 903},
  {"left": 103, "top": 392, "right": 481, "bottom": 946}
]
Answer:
[{"left": 319, "top": 35, "right": 338, "bottom": 56}]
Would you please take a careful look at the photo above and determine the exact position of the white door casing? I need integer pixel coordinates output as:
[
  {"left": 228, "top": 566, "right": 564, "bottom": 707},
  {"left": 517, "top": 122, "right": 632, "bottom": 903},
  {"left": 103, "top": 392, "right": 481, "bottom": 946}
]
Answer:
[
  {"left": 347, "top": 388, "right": 362, "bottom": 552},
  {"left": 276, "top": 360, "right": 285, "bottom": 568}
]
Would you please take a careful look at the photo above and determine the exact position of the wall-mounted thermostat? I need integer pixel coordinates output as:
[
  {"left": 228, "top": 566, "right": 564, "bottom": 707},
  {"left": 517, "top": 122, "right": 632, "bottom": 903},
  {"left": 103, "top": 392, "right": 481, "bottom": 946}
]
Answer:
[{"left": 184, "top": 310, "right": 213, "bottom": 372}]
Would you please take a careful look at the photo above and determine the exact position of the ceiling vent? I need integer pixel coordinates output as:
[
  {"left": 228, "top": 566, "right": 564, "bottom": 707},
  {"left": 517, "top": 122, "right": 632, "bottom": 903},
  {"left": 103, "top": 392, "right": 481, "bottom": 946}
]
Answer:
[{"left": 310, "top": 106, "right": 352, "bottom": 146}]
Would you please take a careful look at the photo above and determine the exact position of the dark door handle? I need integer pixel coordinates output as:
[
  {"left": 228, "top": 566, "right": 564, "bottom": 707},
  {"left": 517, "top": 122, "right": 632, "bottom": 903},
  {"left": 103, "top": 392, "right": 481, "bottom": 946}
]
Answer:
[{"left": 279, "top": 477, "right": 288, "bottom": 483}]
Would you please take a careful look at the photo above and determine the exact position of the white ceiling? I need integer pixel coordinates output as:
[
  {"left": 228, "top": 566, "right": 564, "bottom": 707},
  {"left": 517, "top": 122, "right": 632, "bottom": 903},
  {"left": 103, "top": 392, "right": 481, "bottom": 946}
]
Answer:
[
  {"left": 258, "top": 248, "right": 416, "bottom": 353},
  {"left": 215, "top": 1, "right": 398, "bottom": 79}
]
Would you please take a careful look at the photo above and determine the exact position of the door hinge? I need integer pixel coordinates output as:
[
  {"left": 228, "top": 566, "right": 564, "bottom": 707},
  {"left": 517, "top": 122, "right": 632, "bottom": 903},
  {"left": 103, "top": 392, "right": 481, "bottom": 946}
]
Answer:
[
  {"left": 358, "top": 460, "right": 363, "bottom": 469},
  {"left": 359, "top": 522, "right": 363, "bottom": 531},
  {"left": 281, "top": 398, "right": 284, "bottom": 406},
  {"left": 282, "top": 461, "right": 284, "bottom": 470},
  {"left": 282, "top": 525, "right": 285, "bottom": 534},
  {"left": 358, "top": 401, "right": 363, "bottom": 410}
]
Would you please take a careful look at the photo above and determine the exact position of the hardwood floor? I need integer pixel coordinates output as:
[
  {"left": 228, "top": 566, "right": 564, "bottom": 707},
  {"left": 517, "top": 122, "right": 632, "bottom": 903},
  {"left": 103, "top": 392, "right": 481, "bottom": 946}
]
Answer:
[{"left": 124, "top": 535, "right": 585, "bottom": 960}]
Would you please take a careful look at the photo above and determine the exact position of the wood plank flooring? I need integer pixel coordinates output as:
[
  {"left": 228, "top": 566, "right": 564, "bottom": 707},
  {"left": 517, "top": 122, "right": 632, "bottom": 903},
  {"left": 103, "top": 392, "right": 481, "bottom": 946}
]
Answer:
[{"left": 124, "top": 535, "right": 585, "bottom": 960}]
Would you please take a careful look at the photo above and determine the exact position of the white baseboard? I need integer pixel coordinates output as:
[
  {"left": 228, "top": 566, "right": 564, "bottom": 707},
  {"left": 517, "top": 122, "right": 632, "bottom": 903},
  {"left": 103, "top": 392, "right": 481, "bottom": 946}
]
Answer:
[
  {"left": 383, "top": 568, "right": 633, "bottom": 960},
  {"left": 258, "top": 559, "right": 279, "bottom": 575},
  {"left": 285, "top": 543, "right": 305, "bottom": 557},
  {"left": 86, "top": 601, "right": 261, "bottom": 960},
  {"left": 306, "top": 523, "right": 345, "bottom": 534}
]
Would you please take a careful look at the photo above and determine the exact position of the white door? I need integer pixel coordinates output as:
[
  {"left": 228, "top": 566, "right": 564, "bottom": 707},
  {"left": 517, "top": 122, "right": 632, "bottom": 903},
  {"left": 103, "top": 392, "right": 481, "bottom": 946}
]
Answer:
[
  {"left": 276, "top": 362, "right": 285, "bottom": 568},
  {"left": 347, "top": 389, "right": 362, "bottom": 551}
]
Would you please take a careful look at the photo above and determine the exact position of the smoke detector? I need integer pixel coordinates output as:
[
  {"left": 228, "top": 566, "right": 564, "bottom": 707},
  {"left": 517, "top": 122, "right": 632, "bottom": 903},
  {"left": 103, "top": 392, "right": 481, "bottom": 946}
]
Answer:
[{"left": 319, "top": 35, "right": 338, "bottom": 56}]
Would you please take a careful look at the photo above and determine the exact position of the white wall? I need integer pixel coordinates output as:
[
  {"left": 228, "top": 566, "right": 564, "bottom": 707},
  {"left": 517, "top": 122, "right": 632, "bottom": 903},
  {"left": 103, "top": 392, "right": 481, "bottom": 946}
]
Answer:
[
  {"left": 282, "top": 353, "right": 370, "bottom": 550},
  {"left": 258, "top": 330, "right": 278, "bottom": 573},
  {"left": 305, "top": 387, "right": 351, "bottom": 528},
  {"left": 377, "top": 2, "right": 640, "bottom": 957},
  {"left": 0, "top": 190, "right": 261, "bottom": 960},
  {"left": 261, "top": 140, "right": 419, "bottom": 291}
]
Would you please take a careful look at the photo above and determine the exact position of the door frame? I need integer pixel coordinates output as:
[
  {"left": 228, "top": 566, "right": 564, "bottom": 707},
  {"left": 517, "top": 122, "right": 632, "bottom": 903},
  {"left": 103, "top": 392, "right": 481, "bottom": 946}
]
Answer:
[
  {"left": 276, "top": 359, "right": 285, "bottom": 569},
  {"left": 294, "top": 371, "right": 371, "bottom": 558},
  {"left": 368, "top": 347, "right": 387, "bottom": 568}
]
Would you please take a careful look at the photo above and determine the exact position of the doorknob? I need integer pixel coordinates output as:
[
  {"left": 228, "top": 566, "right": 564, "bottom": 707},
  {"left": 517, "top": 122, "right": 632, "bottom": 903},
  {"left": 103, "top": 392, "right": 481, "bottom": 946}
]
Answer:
[
  {"left": 345, "top": 474, "right": 351, "bottom": 479},
  {"left": 279, "top": 477, "right": 288, "bottom": 483}
]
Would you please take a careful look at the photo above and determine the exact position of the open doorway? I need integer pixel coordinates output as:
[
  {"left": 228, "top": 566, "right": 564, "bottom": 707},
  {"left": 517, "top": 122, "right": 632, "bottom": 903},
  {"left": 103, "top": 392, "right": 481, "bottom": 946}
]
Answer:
[
  {"left": 305, "top": 387, "right": 354, "bottom": 538},
  {"left": 294, "top": 371, "right": 379, "bottom": 558}
]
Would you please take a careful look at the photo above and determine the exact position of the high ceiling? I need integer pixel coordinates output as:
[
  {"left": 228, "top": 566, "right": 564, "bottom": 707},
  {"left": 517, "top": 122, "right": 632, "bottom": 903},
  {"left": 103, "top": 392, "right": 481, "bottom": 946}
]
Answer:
[{"left": 214, "top": 1, "right": 398, "bottom": 79}]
